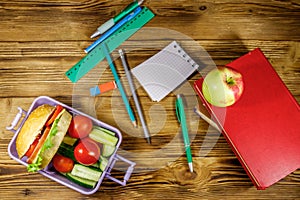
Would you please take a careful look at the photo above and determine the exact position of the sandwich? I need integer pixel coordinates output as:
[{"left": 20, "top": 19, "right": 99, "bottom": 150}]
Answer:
[{"left": 16, "top": 104, "right": 72, "bottom": 172}]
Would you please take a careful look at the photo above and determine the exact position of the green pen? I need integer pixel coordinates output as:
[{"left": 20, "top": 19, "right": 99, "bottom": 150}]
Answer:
[
  {"left": 101, "top": 43, "right": 137, "bottom": 127},
  {"left": 91, "top": 0, "right": 144, "bottom": 38},
  {"left": 176, "top": 94, "right": 193, "bottom": 173}
]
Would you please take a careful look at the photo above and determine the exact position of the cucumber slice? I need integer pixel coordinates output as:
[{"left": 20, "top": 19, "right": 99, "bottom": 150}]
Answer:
[
  {"left": 93, "top": 126, "right": 115, "bottom": 136},
  {"left": 71, "top": 164, "right": 102, "bottom": 182},
  {"left": 89, "top": 128, "right": 118, "bottom": 146},
  {"left": 57, "top": 142, "right": 76, "bottom": 161},
  {"left": 66, "top": 173, "right": 97, "bottom": 189},
  {"left": 99, "top": 156, "right": 108, "bottom": 172},
  {"left": 90, "top": 161, "right": 100, "bottom": 169},
  {"left": 102, "top": 144, "right": 116, "bottom": 157},
  {"left": 63, "top": 135, "right": 78, "bottom": 146}
]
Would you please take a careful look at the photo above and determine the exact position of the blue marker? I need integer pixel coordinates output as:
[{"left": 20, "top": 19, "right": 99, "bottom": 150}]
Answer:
[{"left": 85, "top": 7, "right": 142, "bottom": 53}]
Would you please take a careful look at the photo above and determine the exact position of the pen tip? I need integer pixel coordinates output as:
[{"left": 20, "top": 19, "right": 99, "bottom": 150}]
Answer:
[
  {"left": 118, "top": 49, "right": 124, "bottom": 55},
  {"left": 188, "top": 163, "right": 193, "bottom": 173},
  {"left": 132, "top": 121, "right": 137, "bottom": 128},
  {"left": 138, "top": 0, "right": 145, "bottom": 5},
  {"left": 146, "top": 137, "right": 151, "bottom": 144},
  {"left": 90, "top": 31, "right": 100, "bottom": 38}
]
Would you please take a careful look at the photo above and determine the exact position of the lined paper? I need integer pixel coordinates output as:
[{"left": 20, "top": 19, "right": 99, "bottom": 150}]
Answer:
[{"left": 131, "top": 41, "right": 199, "bottom": 102}]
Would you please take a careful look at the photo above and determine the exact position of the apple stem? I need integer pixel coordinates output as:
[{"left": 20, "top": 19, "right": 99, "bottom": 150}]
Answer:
[{"left": 226, "top": 76, "right": 235, "bottom": 85}]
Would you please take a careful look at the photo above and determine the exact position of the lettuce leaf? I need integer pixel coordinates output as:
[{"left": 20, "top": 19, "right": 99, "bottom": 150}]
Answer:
[{"left": 27, "top": 155, "right": 42, "bottom": 172}]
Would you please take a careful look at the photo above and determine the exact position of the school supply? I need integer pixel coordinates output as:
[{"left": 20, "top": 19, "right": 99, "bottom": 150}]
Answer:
[
  {"left": 194, "top": 105, "right": 221, "bottom": 133},
  {"left": 176, "top": 94, "right": 193, "bottom": 172},
  {"left": 101, "top": 43, "right": 137, "bottom": 127},
  {"left": 194, "top": 48, "right": 300, "bottom": 189},
  {"left": 90, "top": 81, "right": 117, "bottom": 96},
  {"left": 119, "top": 49, "right": 151, "bottom": 144},
  {"left": 65, "top": 7, "right": 155, "bottom": 83},
  {"left": 86, "top": 7, "right": 143, "bottom": 53},
  {"left": 91, "top": 0, "right": 144, "bottom": 38},
  {"left": 131, "top": 41, "right": 199, "bottom": 102}
]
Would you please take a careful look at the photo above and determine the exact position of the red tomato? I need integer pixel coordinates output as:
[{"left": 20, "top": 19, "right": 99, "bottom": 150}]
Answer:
[
  {"left": 27, "top": 127, "right": 51, "bottom": 164},
  {"left": 52, "top": 154, "right": 74, "bottom": 173},
  {"left": 74, "top": 138, "right": 100, "bottom": 165},
  {"left": 45, "top": 105, "right": 63, "bottom": 127},
  {"left": 25, "top": 135, "right": 40, "bottom": 157},
  {"left": 68, "top": 115, "right": 93, "bottom": 139}
]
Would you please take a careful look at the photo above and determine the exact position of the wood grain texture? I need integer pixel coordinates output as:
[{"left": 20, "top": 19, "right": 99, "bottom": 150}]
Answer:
[{"left": 0, "top": 0, "right": 299, "bottom": 199}]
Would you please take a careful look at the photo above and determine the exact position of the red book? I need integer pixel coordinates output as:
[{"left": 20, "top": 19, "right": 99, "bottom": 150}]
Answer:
[{"left": 194, "top": 48, "right": 300, "bottom": 189}]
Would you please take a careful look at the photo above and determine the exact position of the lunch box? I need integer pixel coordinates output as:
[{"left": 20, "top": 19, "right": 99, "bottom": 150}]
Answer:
[{"left": 6, "top": 96, "right": 136, "bottom": 195}]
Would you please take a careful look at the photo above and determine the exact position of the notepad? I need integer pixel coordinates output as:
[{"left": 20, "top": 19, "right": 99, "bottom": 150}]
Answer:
[
  {"left": 131, "top": 41, "right": 199, "bottom": 102},
  {"left": 194, "top": 48, "right": 300, "bottom": 189}
]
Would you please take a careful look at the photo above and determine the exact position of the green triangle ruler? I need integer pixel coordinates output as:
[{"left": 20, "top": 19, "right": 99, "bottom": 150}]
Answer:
[{"left": 65, "top": 7, "right": 155, "bottom": 83}]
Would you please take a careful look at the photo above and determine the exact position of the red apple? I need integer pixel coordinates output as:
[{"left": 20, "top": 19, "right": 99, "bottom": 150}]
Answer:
[{"left": 202, "top": 66, "right": 244, "bottom": 107}]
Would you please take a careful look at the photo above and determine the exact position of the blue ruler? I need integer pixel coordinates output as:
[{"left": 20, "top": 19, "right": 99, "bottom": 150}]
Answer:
[{"left": 65, "top": 7, "right": 155, "bottom": 83}]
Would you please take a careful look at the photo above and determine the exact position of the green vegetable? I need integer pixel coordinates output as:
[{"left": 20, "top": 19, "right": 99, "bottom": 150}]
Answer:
[
  {"left": 66, "top": 173, "right": 97, "bottom": 189},
  {"left": 93, "top": 126, "right": 115, "bottom": 136},
  {"left": 27, "top": 156, "right": 42, "bottom": 172},
  {"left": 102, "top": 144, "right": 116, "bottom": 157},
  {"left": 62, "top": 135, "right": 78, "bottom": 146},
  {"left": 71, "top": 164, "right": 102, "bottom": 182},
  {"left": 89, "top": 127, "right": 118, "bottom": 146},
  {"left": 57, "top": 142, "right": 76, "bottom": 161},
  {"left": 43, "top": 120, "right": 59, "bottom": 149},
  {"left": 99, "top": 156, "right": 108, "bottom": 172}
]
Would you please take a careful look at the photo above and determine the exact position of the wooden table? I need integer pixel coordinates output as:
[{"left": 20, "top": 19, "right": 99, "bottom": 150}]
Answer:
[{"left": 0, "top": 0, "right": 299, "bottom": 199}]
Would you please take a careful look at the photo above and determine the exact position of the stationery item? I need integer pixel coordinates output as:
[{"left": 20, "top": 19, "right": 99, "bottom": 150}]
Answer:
[
  {"left": 65, "top": 6, "right": 155, "bottom": 83},
  {"left": 194, "top": 105, "right": 221, "bottom": 133},
  {"left": 101, "top": 43, "right": 137, "bottom": 127},
  {"left": 131, "top": 41, "right": 199, "bottom": 102},
  {"left": 90, "top": 81, "right": 117, "bottom": 96},
  {"left": 193, "top": 48, "right": 300, "bottom": 189},
  {"left": 119, "top": 49, "right": 151, "bottom": 144},
  {"left": 85, "top": 7, "right": 142, "bottom": 53},
  {"left": 90, "top": 0, "right": 144, "bottom": 38},
  {"left": 176, "top": 94, "right": 193, "bottom": 173}
]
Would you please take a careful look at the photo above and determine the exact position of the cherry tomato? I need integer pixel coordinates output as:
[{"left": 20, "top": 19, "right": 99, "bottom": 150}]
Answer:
[
  {"left": 52, "top": 154, "right": 74, "bottom": 173},
  {"left": 74, "top": 138, "right": 100, "bottom": 165},
  {"left": 68, "top": 115, "right": 93, "bottom": 139}
]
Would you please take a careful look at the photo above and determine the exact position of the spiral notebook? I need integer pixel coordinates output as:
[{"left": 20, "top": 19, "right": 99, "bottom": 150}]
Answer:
[
  {"left": 131, "top": 41, "right": 199, "bottom": 102},
  {"left": 194, "top": 48, "right": 300, "bottom": 189}
]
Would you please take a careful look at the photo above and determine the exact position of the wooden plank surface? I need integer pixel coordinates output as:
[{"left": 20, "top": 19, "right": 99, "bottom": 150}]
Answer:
[{"left": 0, "top": 0, "right": 299, "bottom": 199}]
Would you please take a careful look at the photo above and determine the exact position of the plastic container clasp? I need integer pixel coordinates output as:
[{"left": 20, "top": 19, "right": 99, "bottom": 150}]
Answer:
[
  {"left": 105, "top": 154, "right": 136, "bottom": 186},
  {"left": 6, "top": 107, "right": 27, "bottom": 134}
]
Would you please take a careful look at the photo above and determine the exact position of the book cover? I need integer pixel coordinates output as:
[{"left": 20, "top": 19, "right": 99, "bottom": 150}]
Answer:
[{"left": 194, "top": 48, "right": 300, "bottom": 189}]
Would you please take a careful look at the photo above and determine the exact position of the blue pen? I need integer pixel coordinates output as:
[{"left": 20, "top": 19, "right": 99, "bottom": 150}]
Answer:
[{"left": 85, "top": 6, "right": 142, "bottom": 53}]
